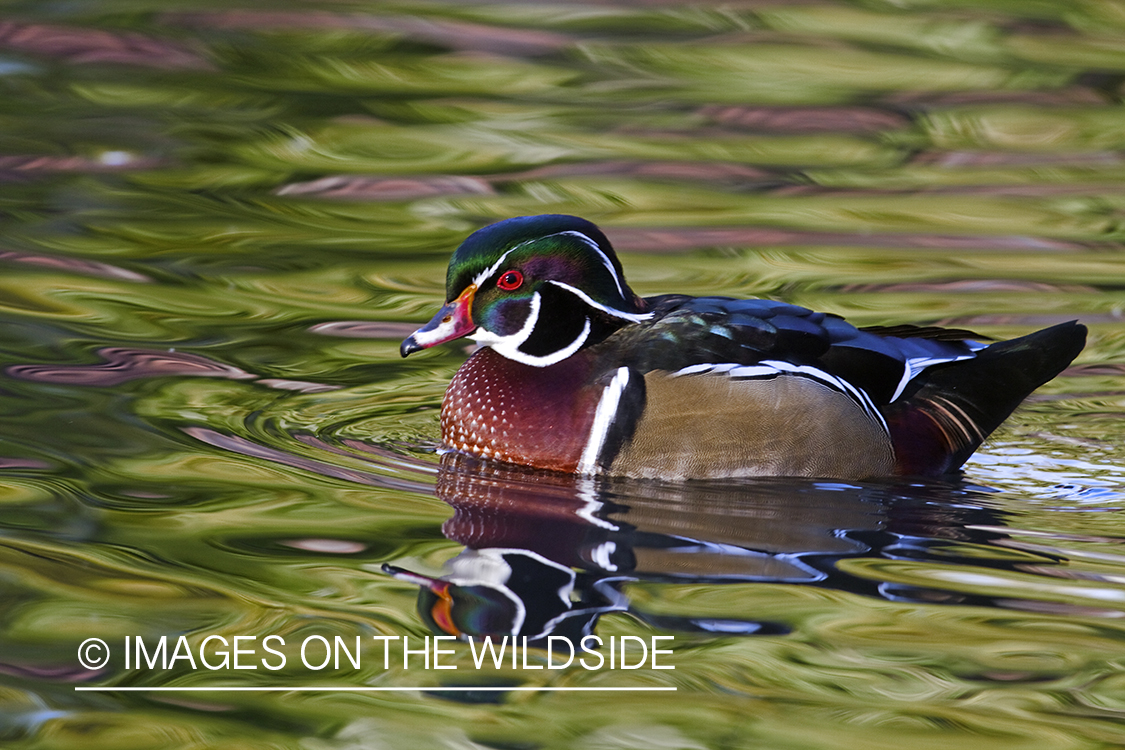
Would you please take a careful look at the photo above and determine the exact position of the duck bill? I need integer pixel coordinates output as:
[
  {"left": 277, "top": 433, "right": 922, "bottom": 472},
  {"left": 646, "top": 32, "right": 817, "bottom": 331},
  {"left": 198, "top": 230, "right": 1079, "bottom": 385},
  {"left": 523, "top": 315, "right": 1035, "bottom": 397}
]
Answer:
[
  {"left": 400, "top": 285, "right": 477, "bottom": 357},
  {"left": 381, "top": 563, "right": 444, "bottom": 591}
]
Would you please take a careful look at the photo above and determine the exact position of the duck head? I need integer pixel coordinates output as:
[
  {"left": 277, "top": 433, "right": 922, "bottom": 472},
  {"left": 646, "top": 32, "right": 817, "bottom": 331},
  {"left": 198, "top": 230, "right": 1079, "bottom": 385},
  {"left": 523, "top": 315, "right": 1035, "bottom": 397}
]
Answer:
[{"left": 400, "top": 215, "right": 650, "bottom": 366}]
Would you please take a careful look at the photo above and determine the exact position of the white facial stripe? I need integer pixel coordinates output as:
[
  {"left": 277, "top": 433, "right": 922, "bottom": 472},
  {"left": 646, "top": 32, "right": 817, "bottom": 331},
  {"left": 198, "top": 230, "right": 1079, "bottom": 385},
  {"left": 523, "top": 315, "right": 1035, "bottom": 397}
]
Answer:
[
  {"left": 470, "top": 289, "right": 541, "bottom": 347},
  {"left": 557, "top": 230, "right": 626, "bottom": 299},
  {"left": 547, "top": 280, "right": 653, "bottom": 322},
  {"left": 471, "top": 247, "right": 517, "bottom": 290},
  {"left": 470, "top": 291, "right": 592, "bottom": 367},
  {"left": 496, "top": 318, "right": 590, "bottom": 367},
  {"left": 578, "top": 367, "right": 631, "bottom": 475},
  {"left": 470, "top": 230, "right": 630, "bottom": 302}
]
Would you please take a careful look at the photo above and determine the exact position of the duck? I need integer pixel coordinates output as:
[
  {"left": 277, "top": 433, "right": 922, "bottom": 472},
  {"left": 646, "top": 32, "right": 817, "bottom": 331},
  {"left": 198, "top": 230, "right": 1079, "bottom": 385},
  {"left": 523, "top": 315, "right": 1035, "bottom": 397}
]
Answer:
[{"left": 400, "top": 214, "right": 1087, "bottom": 480}]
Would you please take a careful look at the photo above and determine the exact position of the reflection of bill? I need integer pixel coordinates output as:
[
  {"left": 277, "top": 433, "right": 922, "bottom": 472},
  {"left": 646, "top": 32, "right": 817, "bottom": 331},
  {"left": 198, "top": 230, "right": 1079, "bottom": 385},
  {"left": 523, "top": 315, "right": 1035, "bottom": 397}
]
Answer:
[{"left": 77, "top": 638, "right": 110, "bottom": 670}]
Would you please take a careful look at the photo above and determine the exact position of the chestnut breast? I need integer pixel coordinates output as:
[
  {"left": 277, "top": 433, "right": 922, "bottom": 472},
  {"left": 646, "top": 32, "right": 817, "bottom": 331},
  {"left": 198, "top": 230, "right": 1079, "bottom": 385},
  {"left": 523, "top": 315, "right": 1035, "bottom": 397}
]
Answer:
[{"left": 441, "top": 348, "right": 601, "bottom": 473}]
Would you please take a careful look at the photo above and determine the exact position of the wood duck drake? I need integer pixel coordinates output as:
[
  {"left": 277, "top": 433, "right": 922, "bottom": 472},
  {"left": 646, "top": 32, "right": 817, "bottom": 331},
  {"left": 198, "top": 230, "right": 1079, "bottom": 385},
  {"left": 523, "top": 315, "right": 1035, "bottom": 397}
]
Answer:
[{"left": 400, "top": 215, "right": 1086, "bottom": 480}]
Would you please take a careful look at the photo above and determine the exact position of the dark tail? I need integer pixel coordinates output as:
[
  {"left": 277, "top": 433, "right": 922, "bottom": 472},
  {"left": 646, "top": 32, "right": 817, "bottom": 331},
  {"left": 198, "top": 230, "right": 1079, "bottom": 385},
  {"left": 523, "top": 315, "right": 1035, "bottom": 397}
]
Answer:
[{"left": 884, "top": 321, "right": 1087, "bottom": 475}]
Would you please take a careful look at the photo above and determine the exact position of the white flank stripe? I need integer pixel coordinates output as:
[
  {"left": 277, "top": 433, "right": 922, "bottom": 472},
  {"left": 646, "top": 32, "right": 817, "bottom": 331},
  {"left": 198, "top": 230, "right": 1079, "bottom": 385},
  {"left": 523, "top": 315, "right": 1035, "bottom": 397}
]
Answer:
[
  {"left": 756, "top": 359, "right": 887, "bottom": 430},
  {"left": 578, "top": 367, "right": 631, "bottom": 475},
  {"left": 671, "top": 363, "right": 737, "bottom": 377},
  {"left": 672, "top": 360, "right": 888, "bottom": 431},
  {"left": 575, "top": 476, "right": 620, "bottom": 531}
]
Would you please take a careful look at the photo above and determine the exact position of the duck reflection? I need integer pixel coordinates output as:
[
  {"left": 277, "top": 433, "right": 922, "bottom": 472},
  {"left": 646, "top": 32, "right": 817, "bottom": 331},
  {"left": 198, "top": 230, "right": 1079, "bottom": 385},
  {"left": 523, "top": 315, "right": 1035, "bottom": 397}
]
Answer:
[
  {"left": 386, "top": 453, "right": 1022, "bottom": 645},
  {"left": 385, "top": 549, "right": 628, "bottom": 646}
]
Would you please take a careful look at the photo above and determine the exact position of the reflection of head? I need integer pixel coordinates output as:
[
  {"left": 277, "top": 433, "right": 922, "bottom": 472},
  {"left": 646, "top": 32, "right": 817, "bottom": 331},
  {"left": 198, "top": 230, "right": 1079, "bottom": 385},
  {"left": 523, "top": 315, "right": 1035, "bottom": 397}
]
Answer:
[{"left": 384, "top": 549, "right": 626, "bottom": 646}]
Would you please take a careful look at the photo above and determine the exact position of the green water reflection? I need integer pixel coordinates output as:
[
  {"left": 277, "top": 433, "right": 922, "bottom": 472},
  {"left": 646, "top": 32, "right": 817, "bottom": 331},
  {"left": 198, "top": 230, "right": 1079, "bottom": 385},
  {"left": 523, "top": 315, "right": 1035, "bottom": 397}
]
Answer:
[{"left": 0, "top": 1, "right": 1124, "bottom": 748}]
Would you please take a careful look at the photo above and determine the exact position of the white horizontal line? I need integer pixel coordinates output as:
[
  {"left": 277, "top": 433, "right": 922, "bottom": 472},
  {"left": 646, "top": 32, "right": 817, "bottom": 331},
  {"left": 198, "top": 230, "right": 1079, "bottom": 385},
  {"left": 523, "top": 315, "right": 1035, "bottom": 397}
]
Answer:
[{"left": 75, "top": 686, "right": 675, "bottom": 692}]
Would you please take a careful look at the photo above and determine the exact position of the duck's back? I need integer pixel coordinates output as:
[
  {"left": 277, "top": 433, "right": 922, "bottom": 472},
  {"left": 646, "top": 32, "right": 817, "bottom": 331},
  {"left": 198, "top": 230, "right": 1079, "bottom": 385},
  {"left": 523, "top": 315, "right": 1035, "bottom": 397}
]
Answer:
[{"left": 579, "top": 297, "right": 1085, "bottom": 478}]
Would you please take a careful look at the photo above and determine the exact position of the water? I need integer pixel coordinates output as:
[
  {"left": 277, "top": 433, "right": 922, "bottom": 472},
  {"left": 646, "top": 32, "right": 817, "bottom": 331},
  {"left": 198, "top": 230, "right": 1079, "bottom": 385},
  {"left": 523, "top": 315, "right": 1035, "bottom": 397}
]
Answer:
[{"left": 1, "top": 1, "right": 1124, "bottom": 748}]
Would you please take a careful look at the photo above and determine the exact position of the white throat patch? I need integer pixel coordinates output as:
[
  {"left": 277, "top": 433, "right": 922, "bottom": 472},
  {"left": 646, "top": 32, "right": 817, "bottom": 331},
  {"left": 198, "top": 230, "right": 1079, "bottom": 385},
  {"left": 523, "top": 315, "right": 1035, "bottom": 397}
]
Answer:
[{"left": 470, "top": 291, "right": 592, "bottom": 367}]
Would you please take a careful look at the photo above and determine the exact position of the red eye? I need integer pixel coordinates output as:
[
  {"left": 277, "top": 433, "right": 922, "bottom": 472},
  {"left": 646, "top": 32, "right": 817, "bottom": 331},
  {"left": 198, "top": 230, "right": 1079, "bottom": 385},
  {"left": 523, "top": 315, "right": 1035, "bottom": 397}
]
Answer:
[{"left": 496, "top": 270, "right": 524, "bottom": 291}]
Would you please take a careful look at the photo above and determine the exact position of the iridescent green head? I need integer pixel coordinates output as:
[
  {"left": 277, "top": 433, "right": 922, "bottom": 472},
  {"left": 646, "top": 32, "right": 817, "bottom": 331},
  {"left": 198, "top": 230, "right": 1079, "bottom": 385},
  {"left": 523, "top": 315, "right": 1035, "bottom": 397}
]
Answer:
[{"left": 401, "top": 215, "right": 650, "bottom": 366}]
